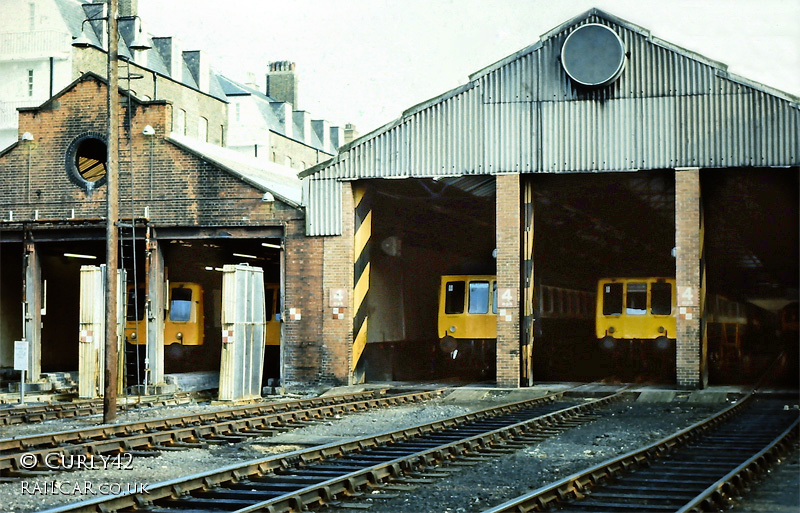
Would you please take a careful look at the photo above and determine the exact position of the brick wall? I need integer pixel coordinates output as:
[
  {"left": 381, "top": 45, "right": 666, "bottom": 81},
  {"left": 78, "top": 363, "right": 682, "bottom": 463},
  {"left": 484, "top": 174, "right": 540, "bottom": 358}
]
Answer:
[
  {"left": 675, "top": 168, "right": 702, "bottom": 388},
  {"left": 0, "top": 75, "right": 327, "bottom": 388},
  {"left": 71, "top": 48, "right": 227, "bottom": 144},
  {"left": 320, "top": 182, "right": 355, "bottom": 384},
  {"left": 495, "top": 174, "right": 521, "bottom": 387},
  {"left": 2, "top": 76, "right": 296, "bottom": 227},
  {"left": 282, "top": 222, "right": 325, "bottom": 387}
]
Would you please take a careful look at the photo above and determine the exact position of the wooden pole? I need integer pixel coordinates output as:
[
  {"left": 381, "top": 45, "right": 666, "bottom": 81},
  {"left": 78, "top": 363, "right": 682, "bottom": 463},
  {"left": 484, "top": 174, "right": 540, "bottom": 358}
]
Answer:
[{"left": 103, "top": 0, "right": 120, "bottom": 424}]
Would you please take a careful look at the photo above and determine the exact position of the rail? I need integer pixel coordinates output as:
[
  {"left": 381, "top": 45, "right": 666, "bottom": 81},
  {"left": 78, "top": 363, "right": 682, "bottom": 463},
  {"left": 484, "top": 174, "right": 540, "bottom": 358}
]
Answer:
[{"left": 39, "top": 386, "right": 629, "bottom": 512}]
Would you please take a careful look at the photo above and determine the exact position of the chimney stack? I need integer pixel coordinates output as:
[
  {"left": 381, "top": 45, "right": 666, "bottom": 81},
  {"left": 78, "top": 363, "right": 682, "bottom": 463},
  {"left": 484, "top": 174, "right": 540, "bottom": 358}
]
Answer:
[
  {"left": 266, "top": 61, "right": 298, "bottom": 108},
  {"left": 344, "top": 123, "right": 359, "bottom": 144},
  {"left": 119, "top": 0, "right": 138, "bottom": 17}
]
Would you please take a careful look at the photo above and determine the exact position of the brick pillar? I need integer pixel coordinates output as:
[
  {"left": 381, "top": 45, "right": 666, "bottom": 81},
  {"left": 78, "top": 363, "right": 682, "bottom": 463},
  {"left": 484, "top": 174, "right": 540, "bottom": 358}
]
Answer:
[
  {"left": 675, "top": 168, "right": 703, "bottom": 388},
  {"left": 496, "top": 174, "right": 521, "bottom": 387},
  {"left": 321, "top": 181, "right": 355, "bottom": 384}
]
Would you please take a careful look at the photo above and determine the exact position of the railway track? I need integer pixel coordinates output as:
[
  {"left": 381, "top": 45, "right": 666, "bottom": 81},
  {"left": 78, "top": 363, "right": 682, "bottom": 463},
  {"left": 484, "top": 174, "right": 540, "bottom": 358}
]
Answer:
[
  {"left": 38, "top": 385, "right": 628, "bottom": 512},
  {"left": 483, "top": 392, "right": 798, "bottom": 513},
  {"left": 0, "top": 388, "right": 440, "bottom": 478},
  {"left": 0, "top": 392, "right": 204, "bottom": 426}
]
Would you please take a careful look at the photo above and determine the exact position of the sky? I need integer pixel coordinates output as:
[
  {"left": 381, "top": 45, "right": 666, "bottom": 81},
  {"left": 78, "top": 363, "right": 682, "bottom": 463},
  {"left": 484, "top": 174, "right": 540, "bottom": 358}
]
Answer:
[{"left": 137, "top": 0, "right": 800, "bottom": 136}]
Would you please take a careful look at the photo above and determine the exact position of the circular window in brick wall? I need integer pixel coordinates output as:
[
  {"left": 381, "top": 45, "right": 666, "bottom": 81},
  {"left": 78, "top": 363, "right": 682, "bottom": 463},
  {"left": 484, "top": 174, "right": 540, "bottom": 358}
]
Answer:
[{"left": 65, "top": 132, "right": 108, "bottom": 190}]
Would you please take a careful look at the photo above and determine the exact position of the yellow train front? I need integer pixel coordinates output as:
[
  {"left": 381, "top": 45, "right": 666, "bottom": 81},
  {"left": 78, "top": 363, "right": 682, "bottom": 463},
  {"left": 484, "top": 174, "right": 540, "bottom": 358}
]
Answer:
[
  {"left": 124, "top": 282, "right": 205, "bottom": 385},
  {"left": 595, "top": 277, "right": 677, "bottom": 378},
  {"left": 437, "top": 275, "right": 497, "bottom": 380}
]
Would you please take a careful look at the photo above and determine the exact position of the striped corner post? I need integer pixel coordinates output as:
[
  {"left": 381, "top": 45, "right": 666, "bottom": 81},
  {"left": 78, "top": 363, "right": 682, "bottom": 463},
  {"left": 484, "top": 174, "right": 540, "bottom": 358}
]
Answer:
[
  {"left": 352, "top": 184, "right": 373, "bottom": 383},
  {"left": 699, "top": 204, "right": 708, "bottom": 387},
  {"left": 522, "top": 179, "right": 535, "bottom": 386}
]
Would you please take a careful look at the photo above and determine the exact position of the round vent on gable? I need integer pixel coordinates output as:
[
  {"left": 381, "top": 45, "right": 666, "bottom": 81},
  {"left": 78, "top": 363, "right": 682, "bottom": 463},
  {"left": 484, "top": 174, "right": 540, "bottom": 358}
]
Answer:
[{"left": 561, "top": 23, "right": 626, "bottom": 87}]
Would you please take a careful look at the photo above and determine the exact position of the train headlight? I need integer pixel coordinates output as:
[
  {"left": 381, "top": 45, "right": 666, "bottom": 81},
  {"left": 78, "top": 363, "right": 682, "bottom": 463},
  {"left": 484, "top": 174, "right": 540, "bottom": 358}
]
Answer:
[
  {"left": 176, "top": 332, "right": 183, "bottom": 341},
  {"left": 129, "top": 332, "right": 136, "bottom": 340},
  {"left": 449, "top": 326, "right": 456, "bottom": 333},
  {"left": 658, "top": 326, "right": 665, "bottom": 333},
  {"left": 608, "top": 326, "right": 615, "bottom": 334}
]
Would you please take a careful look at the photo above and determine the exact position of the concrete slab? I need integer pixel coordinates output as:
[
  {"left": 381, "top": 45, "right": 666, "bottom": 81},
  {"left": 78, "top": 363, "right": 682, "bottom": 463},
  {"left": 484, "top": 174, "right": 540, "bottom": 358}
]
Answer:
[
  {"left": 636, "top": 390, "right": 677, "bottom": 403},
  {"left": 9, "top": 381, "right": 54, "bottom": 393},
  {"left": 165, "top": 371, "right": 218, "bottom": 392},
  {"left": 687, "top": 390, "right": 731, "bottom": 403},
  {"left": 442, "top": 387, "right": 552, "bottom": 403}
]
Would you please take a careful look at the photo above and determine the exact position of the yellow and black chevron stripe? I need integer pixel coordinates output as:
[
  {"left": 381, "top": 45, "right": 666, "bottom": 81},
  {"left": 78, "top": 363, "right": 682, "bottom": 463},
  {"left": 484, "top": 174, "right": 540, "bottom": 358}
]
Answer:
[
  {"left": 699, "top": 202, "right": 708, "bottom": 385},
  {"left": 352, "top": 184, "right": 373, "bottom": 380},
  {"left": 522, "top": 179, "right": 535, "bottom": 386}
]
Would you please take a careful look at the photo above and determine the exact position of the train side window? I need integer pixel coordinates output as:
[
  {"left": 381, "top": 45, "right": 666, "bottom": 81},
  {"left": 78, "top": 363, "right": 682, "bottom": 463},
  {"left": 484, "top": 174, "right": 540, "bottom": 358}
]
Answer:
[
  {"left": 492, "top": 282, "right": 498, "bottom": 314},
  {"left": 602, "top": 283, "right": 623, "bottom": 315},
  {"left": 468, "top": 281, "right": 490, "bottom": 314},
  {"left": 170, "top": 288, "right": 193, "bottom": 322},
  {"left": 651, "top": 282, "right": 672, "bottom": 315},
  {"left": 444, "top": 281, "right": 465, "bottom": 314},
  {"left": 626, "top": 282, "right": 647, "bottom": 314}
]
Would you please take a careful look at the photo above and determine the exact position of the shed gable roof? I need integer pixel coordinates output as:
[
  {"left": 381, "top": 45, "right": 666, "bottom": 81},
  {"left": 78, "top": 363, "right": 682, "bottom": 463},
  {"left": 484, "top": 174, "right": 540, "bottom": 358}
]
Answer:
[{"left": 301, "top": 8, "right": 799, "bottom": 235}]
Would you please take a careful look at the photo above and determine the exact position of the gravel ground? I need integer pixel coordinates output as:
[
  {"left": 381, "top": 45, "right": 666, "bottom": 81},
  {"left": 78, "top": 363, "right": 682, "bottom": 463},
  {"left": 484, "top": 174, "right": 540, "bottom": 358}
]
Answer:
[
  {"left": 0, "top": 387, "right": 769, "bottom": 513},
  {"left": 338, "top": 400, "right": 726, "bottom": 513}
]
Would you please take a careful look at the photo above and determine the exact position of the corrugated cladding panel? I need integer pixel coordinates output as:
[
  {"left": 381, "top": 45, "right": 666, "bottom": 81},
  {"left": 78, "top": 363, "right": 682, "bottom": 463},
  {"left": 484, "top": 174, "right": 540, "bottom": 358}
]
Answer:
[
  {"left": 304, "top": 10, "right": 800, "bottom": 235},
  {"left": 535, "top": 14, "right": 724, "bottom": 102},
  {"left": 305, "top": 178, "right": 341, "bottom": 236}
]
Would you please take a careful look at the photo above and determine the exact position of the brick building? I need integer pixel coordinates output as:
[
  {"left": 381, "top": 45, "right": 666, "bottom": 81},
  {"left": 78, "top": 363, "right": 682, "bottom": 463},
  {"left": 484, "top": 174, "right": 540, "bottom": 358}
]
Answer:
[
  {"left": 0, "top": 72, "right": 330, "bottom": 393},
  {"left": 300, "top": 9, "right": 799, "bottom": 389},
  {"left": 0, "top": 0, "right": 345, "bottom": 166}
]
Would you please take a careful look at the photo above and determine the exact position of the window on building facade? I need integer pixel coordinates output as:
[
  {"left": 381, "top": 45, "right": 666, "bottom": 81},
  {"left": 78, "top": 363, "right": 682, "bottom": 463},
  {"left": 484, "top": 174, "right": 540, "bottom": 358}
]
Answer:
[
  {"left": 199, "top": 117, "right": 208, "bottom": 142},
  {"left": 28, "top": 70, "right": 34, "bottom": 97},
  {"left": 175, "top": 108, "right": 186, "bottom": 135},
  {"left": 65, "top": 133, "right": 108, "bottom": 190},
  {"left": 284, "top": 156, "right": 292, "bottom": 167},
  {"left": 29, "top": 3, "right": 35, "bottom": 31},
  {"left": 220, "top": 125, "right": 225, "bottom": 146},
  {"left": 234, "top": 103, "right": 240, "bottom": 122}
]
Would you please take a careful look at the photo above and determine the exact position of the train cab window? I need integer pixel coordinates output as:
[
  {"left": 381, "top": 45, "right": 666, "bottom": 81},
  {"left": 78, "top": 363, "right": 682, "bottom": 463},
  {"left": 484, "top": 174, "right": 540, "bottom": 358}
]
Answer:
[
  {"left": 626, "top": 282, "right": 647, "bottom": 315},
  {"left": 492, "top": 282, "right": 498, "bottom": 314},
  {"left": 468, "top": 281, "right": 490, "bottom": 314},
  {"left": 602, "top": 283, "right": 623, "bottom": 315},
  {"left": 170, "top": 288, "right": 193, "bottom": 322},
  {"left": 127, "top": 287, "right": 146, "bottom": 321},
  {"left": 444, "top": 281, "right": 466, "bottom": 314},
  {"left": 651, "top": 282, "right": 672, "bottom": 315}
]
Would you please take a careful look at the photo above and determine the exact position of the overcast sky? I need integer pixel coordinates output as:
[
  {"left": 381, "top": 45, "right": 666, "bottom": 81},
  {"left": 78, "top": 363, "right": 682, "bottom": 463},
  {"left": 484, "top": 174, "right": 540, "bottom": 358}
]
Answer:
[{"left": 137, "top": 0, "right": 800, "bottom": 135}]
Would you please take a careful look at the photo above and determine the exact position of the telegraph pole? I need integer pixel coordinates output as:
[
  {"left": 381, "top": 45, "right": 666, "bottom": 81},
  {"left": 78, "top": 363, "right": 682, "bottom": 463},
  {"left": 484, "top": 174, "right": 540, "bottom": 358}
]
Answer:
[{"left": 103, "top": 0, "right": 120, "bottom": 424}]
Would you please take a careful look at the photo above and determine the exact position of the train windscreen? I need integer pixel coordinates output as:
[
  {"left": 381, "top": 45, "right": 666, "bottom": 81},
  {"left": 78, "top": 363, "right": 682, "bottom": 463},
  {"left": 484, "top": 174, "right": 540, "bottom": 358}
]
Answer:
[
  {"left": 468, "top": 281, "right": 490, "bottom": 314},
  {"left": 170, "top": 288, "right": 193, "bottom": 321},
  {"left": 651, "top": 282, "right": 672, "bottom": 315},
  {"left": 445, "top": 281, "right": 466, "bottom": 314},
  {"left": 626, "top": 282, "right": 647, "bottom": 315},
  {"left": 602, "top": 283, "right": 623, "bottom": 315}
]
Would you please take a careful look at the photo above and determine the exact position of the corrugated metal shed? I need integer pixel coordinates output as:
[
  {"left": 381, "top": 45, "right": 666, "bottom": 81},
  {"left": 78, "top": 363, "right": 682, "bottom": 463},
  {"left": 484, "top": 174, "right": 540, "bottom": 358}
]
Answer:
[{"left": 301, "top": 8, "right": 800, "bottom": 236}]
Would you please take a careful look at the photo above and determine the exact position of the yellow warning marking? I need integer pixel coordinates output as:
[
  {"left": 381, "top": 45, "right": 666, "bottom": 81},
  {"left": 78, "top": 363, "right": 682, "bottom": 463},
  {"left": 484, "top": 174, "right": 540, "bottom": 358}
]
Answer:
[{"left": 352, "top": 317, "right": 368, "bottom": 372}]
